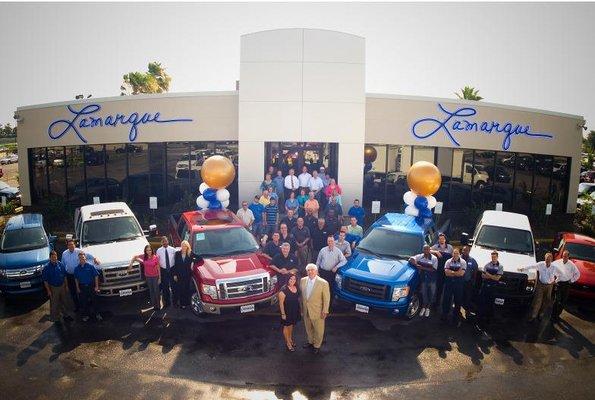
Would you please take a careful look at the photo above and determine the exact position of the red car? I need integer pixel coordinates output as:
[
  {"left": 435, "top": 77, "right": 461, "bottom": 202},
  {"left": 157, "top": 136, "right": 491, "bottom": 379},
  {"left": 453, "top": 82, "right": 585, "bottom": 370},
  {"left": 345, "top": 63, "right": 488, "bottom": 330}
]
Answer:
[
  {"left": 168, "top": 209, "right": 280, "bottom": 316},
  {"left": 552, "top": 232, "right": 595, "bottom": 300}
]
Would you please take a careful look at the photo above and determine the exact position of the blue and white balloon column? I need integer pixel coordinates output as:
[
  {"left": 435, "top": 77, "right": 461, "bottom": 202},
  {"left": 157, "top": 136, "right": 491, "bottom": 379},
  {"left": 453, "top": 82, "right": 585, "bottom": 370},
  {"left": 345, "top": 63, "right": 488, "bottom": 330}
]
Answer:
[
  {"left": 402, "top": 161, "right": 442, "bottom": 227},
  {"left": 195, "top": 155, "right": 235, "bottom": 210}
]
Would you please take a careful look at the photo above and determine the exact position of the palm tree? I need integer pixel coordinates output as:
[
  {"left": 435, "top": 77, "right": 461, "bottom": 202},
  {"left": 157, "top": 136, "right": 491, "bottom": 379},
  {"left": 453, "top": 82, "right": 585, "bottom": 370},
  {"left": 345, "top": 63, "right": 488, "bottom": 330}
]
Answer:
[
  {"left": 455, "top": 86, "right": 483, "bottom": 101},
  {"left": 121, "top": 62, "right": 171, "bottom": 95}
]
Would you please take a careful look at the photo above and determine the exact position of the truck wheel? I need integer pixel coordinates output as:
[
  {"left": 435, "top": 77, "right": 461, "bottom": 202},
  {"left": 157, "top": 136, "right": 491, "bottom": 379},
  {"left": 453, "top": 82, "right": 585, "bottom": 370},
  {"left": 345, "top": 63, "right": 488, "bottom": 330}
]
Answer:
[
  {"left": 475, "top": 181, "right": 486, "bottom": 190},
  {"left": 405, "top": 293, "right": 421, "bottom": 319},
  {"left": 190, "top": 292, "right": 208, "bottom": 318}
]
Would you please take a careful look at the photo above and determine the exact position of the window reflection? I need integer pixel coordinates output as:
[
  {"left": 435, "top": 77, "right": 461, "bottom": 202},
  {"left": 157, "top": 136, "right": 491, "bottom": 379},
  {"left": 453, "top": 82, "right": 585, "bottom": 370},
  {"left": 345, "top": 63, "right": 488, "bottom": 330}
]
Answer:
[
  {"left": 105, "top": 145, "right": 125, "bottom": 202},
  {"left": 47, "top": 147, "right": 66, "bottom": 199},
  {"left": 551, "top": 156, "right": 569, "bottom": 212},
  {"left": 531, "top": 155, "right": 552, "bottom": 214},
  {"left": 66, "top": 146, "right": 85, "bottom": 206},
  {"left": 29, "top": 148, "right": 48, "bottom": 201},
  {"left": 84, "top": 145, "right": 107, "bottom": 203}
]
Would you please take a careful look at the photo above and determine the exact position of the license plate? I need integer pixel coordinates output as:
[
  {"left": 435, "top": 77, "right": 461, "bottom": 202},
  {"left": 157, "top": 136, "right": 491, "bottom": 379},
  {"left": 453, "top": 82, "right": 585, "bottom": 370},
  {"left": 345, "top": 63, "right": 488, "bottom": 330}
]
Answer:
[
  {"left": 119, "top": 289, "right": 133, "bottom": 297},
  {"left": 240, "top": 304, "right": 255, "bottom": 313},
  {"left": 355, "top": 304, "right": 370, "bottom": 313},
  {"left": 495, "top": 298, "right": 505, "bottom": 305},
  {"left": 20, "top": 281, "right": 31, "bottom": 289}
]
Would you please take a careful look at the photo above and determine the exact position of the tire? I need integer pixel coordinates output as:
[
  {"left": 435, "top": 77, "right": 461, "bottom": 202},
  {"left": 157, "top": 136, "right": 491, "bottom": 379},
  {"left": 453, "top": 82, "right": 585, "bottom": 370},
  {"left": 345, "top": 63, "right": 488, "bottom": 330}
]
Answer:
[
  {"left": 190, "top": 281, "right": 209, "bottom": 318},
  {"left": 475, "top": 181, "right": 486, "bottom": 190},
  {"left": 405, "top": 293, "right": 421, "bottom": 319}
]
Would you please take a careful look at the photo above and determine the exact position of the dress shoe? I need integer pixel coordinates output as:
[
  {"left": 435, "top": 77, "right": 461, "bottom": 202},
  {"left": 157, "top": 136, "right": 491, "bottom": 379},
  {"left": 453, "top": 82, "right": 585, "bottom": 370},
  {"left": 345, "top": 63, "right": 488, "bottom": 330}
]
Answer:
[
  {"left": 302, "top": 343, "right": 313, "bottom": 349},
  {"left": 313, "top": 347, "right": 320, "bottom": 354}
]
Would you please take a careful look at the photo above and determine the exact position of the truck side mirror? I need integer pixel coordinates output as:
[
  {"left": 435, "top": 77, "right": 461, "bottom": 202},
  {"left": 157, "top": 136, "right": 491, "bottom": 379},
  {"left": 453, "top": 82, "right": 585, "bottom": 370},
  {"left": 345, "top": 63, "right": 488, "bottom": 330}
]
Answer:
[
  {"left": 460, "top": 232, "right": 469, "bottom": 246},
  {"left": 145, "top": 224, "right": 159, "bottom": 237},
  {"left": 49, "top": 235, "right": 57, "bottom": 245}
]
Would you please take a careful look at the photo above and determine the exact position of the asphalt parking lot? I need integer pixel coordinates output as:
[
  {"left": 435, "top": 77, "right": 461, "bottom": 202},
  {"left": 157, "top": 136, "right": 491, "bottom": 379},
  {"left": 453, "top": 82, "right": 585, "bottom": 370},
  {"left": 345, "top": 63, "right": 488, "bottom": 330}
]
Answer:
[{"left": 0, "top": 294, "right": 593, "bottom": 400}]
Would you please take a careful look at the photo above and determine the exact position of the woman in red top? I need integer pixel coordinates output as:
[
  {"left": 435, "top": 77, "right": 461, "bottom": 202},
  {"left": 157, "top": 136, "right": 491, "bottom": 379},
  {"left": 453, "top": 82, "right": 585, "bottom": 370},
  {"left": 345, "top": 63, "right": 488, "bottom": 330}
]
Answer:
[
  {"left": 129, "top": 245, "right": 161, "bottom": 311},
  {"left": 324, "top": 178, "right": 343, "bottom": 204}
]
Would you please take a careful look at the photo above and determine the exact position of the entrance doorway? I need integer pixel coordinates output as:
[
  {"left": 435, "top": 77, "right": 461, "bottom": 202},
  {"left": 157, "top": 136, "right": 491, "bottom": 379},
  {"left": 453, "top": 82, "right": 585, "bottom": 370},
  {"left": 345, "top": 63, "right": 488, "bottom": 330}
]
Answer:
[{"left": 265, "top": 142, "right": 339, "bottom": 178}]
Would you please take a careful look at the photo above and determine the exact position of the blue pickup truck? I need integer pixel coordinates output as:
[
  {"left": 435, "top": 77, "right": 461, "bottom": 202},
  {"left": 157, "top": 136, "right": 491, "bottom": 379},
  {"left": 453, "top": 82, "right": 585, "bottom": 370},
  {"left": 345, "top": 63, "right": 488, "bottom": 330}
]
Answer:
[
  {"left": 334, "top": 213, "right": 437, "bottom": 319},
  {"left": 0, "top": 214, "right": 56, "bottom": 296}
]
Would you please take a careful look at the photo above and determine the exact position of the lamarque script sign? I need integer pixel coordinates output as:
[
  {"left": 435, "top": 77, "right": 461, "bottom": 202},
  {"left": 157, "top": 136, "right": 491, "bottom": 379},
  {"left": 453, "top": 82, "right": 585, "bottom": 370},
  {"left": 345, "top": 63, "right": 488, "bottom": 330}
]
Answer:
[
  {"left": 411, "top": 103, "right": 554, "bottom": 150},
  {"left": 48, "top": 104, "right": 194, "bottom": 143}
]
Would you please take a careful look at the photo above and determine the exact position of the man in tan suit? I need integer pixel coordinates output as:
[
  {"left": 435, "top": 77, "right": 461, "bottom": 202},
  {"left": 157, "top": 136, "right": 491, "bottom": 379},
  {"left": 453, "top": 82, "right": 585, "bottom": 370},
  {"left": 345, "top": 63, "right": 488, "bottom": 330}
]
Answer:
[{"left": 300, "top": 263, "right": 330, "bottom": 354}]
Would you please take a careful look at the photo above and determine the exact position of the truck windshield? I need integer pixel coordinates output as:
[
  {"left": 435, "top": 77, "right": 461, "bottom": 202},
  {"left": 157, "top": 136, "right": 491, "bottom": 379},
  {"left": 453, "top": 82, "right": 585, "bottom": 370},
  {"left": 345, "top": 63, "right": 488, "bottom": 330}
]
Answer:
[
  {"left": 1, "top": 227, "right": 47, "bottom": 252},
  {"left": 81, "top": 216, "right": 143, "bottom": 246},
  {"left": 475, "top": 225, "right": 534, "bottom": 254},
  {"left": 565, "top": 243, "right": 595, "bottom": 263},
  {"left": 193, "top": 227, "right": 259, "bottom": 257},
  {"left": 357, "top": 228, "right": 421, "bottom": 259}
]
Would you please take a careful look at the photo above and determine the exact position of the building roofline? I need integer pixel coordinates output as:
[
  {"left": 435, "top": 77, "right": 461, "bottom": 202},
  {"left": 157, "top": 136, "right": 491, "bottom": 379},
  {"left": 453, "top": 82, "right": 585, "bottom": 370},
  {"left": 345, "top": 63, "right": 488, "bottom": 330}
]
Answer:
[
  {"left": 17, "top": 91, "right": 238, "bottom": 112},
  {"left": 366, "top": 93, "right": 584, "bottom": 121},
  {"left": 241, "top": 27, "right": 364, "bottom": 40}
]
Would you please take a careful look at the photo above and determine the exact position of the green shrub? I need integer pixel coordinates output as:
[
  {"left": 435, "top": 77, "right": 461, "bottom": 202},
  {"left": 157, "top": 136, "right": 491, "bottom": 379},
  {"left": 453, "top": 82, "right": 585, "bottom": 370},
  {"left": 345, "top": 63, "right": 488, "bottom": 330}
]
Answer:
[{"left": 574, "top": 202, "right": 594, "bottom": 237}]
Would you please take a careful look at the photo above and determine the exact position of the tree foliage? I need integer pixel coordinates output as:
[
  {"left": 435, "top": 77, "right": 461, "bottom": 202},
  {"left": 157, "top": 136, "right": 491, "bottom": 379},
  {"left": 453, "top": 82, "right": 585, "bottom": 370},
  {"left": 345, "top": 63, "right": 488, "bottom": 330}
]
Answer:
[
  {"left": 584, "top": 130, "right": 595, "bottom": 152},
  {"left": 0, "top": 123, "right": 16, "bottom": 138},
  {"left": 120, "top": 62, "right": 171, "bottom": 95},
  {"left": 455, "top": 86, "right": 483, "bottom": 101}
]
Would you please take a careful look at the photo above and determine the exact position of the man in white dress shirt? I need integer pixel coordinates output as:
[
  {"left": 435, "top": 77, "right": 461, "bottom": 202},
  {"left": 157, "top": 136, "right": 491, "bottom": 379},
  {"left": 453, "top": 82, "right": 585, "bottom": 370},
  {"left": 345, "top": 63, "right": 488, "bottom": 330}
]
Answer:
[
  {"left": 552, "top": 250, "right": 581, "bottom": 322},
  {"left": 284, "top": 168, "right": 300, "bottom": 200},
  {"left": 519, "top": 253, "right": 557, "bottom": 322},
  {"left": 156, "top": 236, "right": 179, "bottom": 308},
  {"left": 298, "top": 166, "right": 312, "bottom": 192}
]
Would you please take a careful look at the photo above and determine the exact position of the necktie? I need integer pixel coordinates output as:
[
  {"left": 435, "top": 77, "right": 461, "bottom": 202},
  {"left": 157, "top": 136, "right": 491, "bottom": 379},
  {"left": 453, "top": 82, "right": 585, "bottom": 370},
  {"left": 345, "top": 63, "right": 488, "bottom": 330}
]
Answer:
[
  {"left": 291, "top": 177, "right": 295, "bottom": 189},
  {"left": 165, "top": 248, "right": 170, "bottom": 269}
]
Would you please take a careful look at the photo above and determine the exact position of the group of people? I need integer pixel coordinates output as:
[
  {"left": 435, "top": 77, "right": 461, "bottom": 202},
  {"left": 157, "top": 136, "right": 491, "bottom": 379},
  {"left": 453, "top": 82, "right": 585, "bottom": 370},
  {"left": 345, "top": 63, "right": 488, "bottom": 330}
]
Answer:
[
  {"left": 41, "top": 236, "right": 199, "bottom": 324},
  {"left": 409, "top": 234, "right": 581, "bottom": 328}
]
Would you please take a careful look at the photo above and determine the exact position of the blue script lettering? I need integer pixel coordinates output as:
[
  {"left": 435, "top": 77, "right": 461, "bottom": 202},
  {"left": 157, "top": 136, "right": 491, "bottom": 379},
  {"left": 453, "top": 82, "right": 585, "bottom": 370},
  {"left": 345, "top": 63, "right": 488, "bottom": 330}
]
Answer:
[
  {"left": 48, "top": 104, "right": 193, "bottom": 143},
  {"left": 411, "top": 104, "right": 553, "bottom": 150}
]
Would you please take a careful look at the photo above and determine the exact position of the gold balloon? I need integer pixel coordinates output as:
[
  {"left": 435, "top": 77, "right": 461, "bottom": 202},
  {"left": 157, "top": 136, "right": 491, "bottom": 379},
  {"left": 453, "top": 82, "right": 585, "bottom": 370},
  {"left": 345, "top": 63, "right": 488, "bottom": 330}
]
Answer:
[
  {"left": 364, "top": 145, "right": 378, "bottom": 163},
  {"left": 407, "top": 161, "right": 442, "bottom": 196},
  {"left": 200, "top": 155, "right": 236, "bottom": 189}
]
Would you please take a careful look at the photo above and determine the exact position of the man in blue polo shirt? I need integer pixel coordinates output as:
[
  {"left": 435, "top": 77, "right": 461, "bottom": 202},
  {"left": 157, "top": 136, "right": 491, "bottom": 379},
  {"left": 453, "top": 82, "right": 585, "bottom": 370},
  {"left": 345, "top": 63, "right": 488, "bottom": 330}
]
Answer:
[
  {"left": 61, "top": 239, "right": 98, "bottom": 312},
  {"left": 42, "top": 250, "right": 75, "bottom": 323},
  {"left": 248, "top": 195, "right": 265, "bottom": 236},
  {"left": 441, "top": 248, "right": 466, "bottom": 324},
  {"left": 348, "top": 199, "right": 365, "bottom": 227},
  {"left": 461, "top": 246, "right": 479, "bottom": 321},
  {"left": 74, "top": 253, "right": 101, "bottom": 322}
]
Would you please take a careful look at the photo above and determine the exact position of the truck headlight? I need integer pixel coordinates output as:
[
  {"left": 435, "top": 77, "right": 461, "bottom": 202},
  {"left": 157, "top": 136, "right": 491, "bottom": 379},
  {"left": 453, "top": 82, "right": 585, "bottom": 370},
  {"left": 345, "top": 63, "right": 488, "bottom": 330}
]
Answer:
[
  {"left": 270, "top": 274, "right": 278, "bottom": 289},
  {"left": 335, "top": 274, "right": 343, "bottom": 289},
  {"left": 201, "top": 283, "right": 218, "bottom": 299},
  {"left": 0, "top": 269, "right": 6, "bottom": 278},
  {"left": 392, "top": 286, "right": 410, "bottom": 301},
  {"left": 526, "top": 278, "right": 536, "bottom": 292}
]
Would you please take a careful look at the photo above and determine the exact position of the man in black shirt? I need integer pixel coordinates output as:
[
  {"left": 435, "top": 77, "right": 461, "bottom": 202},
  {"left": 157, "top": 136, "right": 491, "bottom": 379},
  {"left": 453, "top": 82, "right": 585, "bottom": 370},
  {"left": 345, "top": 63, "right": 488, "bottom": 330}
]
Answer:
[
  {"left": 270, "top": 243, "right": 300, "bottom": 282},
  {"left": 279, "top": 223, "right": 297, "bottom": 255},
  {"left": 280, "top": 208, "right": 298, "bottom": 233},
  {"left": 304, "top": 208, "right": 318, "bottom": 233},
  {"left": 325, "top": 209, "right": 340, "bottom": 235},
  {"left": 311, "top": 218, "right": 330, "bottom": 261},
  {"left": 263, "top": 232, "right": 282, "bottom": 259},
  {"left": 291, "top": 217, "right": 311, "bottom": 268}
]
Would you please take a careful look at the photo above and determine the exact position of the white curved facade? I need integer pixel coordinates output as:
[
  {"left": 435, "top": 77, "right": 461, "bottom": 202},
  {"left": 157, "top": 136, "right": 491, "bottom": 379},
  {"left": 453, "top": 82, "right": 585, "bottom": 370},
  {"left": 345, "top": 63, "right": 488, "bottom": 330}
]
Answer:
[{"left": 15, "top": 28, "right": 584, "bottom": 218}]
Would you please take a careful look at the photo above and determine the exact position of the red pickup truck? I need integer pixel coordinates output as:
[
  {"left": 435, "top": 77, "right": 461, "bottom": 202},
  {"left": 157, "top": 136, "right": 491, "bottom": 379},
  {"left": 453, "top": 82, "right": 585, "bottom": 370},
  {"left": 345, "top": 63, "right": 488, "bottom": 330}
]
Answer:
[{"left": 168, "top": 209, "right": 280, "bottom": 316}]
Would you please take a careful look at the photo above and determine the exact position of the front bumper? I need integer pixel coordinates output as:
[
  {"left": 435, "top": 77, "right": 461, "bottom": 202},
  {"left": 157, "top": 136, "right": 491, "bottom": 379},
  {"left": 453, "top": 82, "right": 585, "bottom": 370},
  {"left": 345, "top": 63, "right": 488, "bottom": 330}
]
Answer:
[
  {"left": 195, "top": 292, "right": 278, "bottom": 315},
  {"left": 570, "top": 283, "right": 595, "bottom": 300},
  {"left": 334, "top": 287, "right": 410, "bottom": 315},
  {"left": 0, "top": 276, "right": 44, "bottom": 295}
]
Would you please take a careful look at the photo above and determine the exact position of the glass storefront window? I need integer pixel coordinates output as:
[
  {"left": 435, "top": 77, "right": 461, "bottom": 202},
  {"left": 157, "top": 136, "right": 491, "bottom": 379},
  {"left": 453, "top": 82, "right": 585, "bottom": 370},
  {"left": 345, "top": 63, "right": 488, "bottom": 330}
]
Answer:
[
  {"left": 29, "top": 148, "right": 48, "bottom": 201},
  {"left": 105, "top": 144, "right": 126, "bottom": 202},
  {"left": 449, "top": 149, "right": 474, "bottom": 211},
  {"left": 551, "top": 156, "right": 570, "bottom": 213},
  {"left": 531, "top": 155, "right": 552, "bottom": 215},
  {"left": 65, "top": 146, "right": 85, "bottom": 206},
  {"left": 47, "top": 147, "right": 66, "bottom": 199},
  {"left": 84, "top": 145, "right": 107, "bottom": 203}
]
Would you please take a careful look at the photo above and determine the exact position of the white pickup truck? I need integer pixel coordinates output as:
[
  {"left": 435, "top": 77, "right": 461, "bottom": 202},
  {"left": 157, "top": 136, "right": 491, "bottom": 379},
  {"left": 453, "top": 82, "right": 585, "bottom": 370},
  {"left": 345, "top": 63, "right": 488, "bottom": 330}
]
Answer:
[
  {"left": 463, "top": 210, "right": 537, "bottom": 309},
  {"left": 70, "top": 202, "right": 157, "bottom": 297}
]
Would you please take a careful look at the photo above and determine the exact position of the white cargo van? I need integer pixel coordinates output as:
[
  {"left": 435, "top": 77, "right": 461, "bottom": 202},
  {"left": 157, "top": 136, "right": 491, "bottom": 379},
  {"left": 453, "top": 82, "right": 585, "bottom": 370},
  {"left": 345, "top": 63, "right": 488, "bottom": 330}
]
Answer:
[
  {"left": 71, "top": 202, "right": 156, "bottom": 297},
  {"left": 463, "top": 211, "right": 537, "bottom": 308}
]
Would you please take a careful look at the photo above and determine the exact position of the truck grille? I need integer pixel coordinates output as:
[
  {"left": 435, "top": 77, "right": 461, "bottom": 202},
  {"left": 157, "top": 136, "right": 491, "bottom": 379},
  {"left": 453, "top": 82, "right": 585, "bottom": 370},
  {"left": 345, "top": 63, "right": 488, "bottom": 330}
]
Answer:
[
  {"left": 218, "top": 275, "right": 268, "bottom": 300},
  {"left": 5, "top": 265, "right": 43, "bottom": 279},
  {"left": 345, "top": 277, "right": 388, "bottom": 300},
  {"left": 101, "top": 263, "right": 143, "bottom": 286},
  {"left": 497, "top": 272, "right": 528, "bottom": 294}
]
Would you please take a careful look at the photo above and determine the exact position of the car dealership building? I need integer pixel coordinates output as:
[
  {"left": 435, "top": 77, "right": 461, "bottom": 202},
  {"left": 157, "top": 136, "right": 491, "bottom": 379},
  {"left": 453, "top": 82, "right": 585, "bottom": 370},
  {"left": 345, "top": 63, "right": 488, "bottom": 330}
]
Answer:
[{"left": 15, "top": 28, "right": 584, "bottom": 225}]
